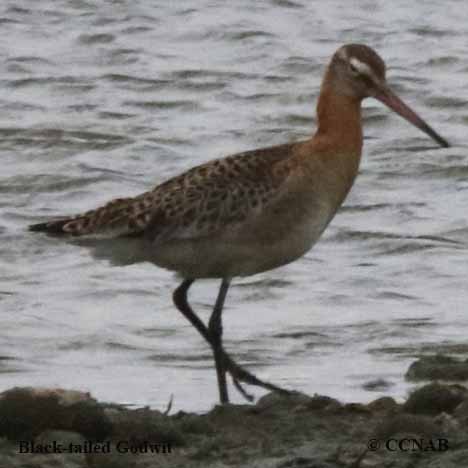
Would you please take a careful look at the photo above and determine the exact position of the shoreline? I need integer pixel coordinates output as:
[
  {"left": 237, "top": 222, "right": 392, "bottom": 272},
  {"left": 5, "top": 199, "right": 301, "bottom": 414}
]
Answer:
[{"left": 1, "top": 355, "right": 468, "bottom": 468}]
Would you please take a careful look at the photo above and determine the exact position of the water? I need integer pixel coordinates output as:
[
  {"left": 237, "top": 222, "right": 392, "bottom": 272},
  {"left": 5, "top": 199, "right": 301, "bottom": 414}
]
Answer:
[{"left": 1, "top": 0, "right": 467, "bottom": 412}]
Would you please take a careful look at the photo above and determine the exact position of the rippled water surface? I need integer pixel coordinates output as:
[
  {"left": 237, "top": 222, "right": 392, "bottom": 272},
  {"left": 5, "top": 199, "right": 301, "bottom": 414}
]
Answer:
[{"left": 1, "top": 0, "right": 468, "bottom": 412}]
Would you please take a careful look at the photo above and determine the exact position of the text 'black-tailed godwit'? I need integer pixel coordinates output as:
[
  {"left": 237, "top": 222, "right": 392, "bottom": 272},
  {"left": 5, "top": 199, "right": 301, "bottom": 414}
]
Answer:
[{"left": 30, "top": 44, "right": 449, "bottom": 404}]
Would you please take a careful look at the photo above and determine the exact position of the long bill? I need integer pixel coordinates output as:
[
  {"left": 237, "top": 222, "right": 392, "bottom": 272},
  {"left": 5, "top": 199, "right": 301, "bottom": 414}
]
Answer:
[{"left": 373, "top": 84, "right": 450, "bottom": 148}]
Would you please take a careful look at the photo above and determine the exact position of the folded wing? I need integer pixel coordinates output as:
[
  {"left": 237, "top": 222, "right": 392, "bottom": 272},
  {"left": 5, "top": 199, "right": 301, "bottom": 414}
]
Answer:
[{"left": 29, "top": 143, "right": 296, "bottom": 242}]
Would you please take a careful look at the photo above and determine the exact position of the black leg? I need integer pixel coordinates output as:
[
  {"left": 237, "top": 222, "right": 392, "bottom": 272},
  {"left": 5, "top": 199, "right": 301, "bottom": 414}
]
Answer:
[
  {"left": 208, "top": 278, "right": 231, "bottom": 404},
  {"left": 173, "top": 279, "right": 253, "bottom": 402},
  {"left": 173, "top": 278, "right": 230, "bottom": 403},
  {"left": 172, "top": 279, "right": 291, "bottom": 402},
  {"left": 173, "top": 279, "right": 210, "bottom": 342}
]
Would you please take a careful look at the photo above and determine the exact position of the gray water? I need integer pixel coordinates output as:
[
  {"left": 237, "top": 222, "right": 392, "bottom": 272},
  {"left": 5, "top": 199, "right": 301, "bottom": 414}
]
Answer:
[{"left": 1, "top": 0, "right": 468, "bottom": 412}]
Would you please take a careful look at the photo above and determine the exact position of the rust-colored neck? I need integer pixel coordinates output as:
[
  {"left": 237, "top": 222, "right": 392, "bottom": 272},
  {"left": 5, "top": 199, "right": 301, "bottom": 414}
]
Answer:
[
  {"left": 295, "top": 70, "right": 365, "bottom": 210},
  {"left": 314, "top": 69, "right": 363, "bottom": 154}
]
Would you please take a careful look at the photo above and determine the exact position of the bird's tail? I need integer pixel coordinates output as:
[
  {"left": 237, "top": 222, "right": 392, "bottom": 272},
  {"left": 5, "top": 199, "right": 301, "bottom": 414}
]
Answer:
[
  {"left": 28, "top": 196, "right": 145, "bottom": 237},
  {"left": 29, "top": 218, "right": 75, "bottom": 234}
]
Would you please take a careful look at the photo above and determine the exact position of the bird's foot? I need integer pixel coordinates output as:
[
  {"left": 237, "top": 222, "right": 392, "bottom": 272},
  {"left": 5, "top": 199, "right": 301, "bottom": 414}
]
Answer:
[{"left": 220, "top": 350, "right": 291, "bottom": 402}]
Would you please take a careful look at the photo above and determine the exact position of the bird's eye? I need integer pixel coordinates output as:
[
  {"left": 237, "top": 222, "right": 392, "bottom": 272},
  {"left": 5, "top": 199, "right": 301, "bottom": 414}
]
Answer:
[{"left": 349, "top": 63, "right": 359, "bottom": 74}]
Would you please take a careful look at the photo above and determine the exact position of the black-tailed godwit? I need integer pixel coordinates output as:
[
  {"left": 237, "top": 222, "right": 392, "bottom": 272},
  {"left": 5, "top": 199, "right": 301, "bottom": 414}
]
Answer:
[{"left": 30, "top": 44, "right": 449, "bottom": 404}]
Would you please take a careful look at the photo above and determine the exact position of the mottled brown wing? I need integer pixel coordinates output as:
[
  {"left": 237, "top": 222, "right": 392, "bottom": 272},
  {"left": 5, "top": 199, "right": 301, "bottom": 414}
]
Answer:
[
  {"left": 143, "top": 144, "right": 295, "bottom": 243},
  {"left": 29, "top": 143, "right": 295, "bottom": 239}
]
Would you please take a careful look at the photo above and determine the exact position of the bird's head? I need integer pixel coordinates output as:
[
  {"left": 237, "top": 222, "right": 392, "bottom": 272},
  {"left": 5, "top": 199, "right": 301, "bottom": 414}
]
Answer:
[{"left": 328, "top": 43, "right": 449, "bottom": 147}]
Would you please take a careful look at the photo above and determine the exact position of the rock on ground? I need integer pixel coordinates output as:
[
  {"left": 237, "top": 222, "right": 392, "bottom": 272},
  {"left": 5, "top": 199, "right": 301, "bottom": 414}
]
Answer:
[{"left": 1, "top": 382, "right": 468, "bottom": 468}]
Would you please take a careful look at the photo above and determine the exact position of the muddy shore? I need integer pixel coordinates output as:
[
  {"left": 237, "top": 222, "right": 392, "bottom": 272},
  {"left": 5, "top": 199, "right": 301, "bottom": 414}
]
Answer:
[{"left": 1, "top": 355, "right": 468, "bottom": 468}]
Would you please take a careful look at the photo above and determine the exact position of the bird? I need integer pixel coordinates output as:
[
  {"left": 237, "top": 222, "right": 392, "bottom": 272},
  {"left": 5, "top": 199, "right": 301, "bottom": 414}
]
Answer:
[{"left": 29, "top": 44, "right": 449, "bottom": 405}]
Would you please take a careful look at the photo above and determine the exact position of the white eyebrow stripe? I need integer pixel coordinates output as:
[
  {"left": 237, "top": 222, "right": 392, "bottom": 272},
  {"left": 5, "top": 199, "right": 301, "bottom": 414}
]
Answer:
[
  {"left": 349, "top": 57, "right": 378, "bottom": 82},
  {"left": 349, "top": 57, "right": 371, "bottom": 75}
]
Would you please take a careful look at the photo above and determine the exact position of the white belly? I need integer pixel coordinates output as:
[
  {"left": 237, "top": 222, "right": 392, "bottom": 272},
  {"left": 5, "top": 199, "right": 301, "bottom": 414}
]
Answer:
[{"left": 151, "top": 201, "right": 334, "bottom": 278}]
